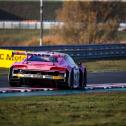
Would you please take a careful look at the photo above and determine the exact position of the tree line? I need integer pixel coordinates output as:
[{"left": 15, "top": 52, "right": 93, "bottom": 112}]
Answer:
[{"left": 53, "top": 1, "right": 126, "bottom": 44}]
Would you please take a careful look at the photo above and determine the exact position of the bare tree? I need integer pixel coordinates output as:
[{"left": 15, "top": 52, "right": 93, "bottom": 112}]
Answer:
[{"left": 54, "top": 1, "right": 125, "bottom": 44}]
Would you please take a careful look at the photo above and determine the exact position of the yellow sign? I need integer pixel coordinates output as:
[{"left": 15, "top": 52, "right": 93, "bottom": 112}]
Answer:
[{"left": 0, "top": 49, "right": 26, "bottom": 68}]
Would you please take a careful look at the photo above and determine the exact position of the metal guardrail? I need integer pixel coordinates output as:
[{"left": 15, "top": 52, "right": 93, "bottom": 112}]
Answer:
[
  {"left": 0, "top": 44, "right": 126, "bottom": 61},
  {"left": 0, "top": 21, "right": 63, "bottom": 30}
]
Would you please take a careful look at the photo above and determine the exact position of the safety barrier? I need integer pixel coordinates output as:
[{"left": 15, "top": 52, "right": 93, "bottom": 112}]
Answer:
[
  {"left": 0, "top": 21, "right": 63, "bottom": 30},
  {"left": 0, "top": 44, "right": 126, "bottom": 62}
]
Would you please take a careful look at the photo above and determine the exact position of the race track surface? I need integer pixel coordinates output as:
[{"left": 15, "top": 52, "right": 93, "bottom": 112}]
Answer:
[{"left": 0, "top": 68, "right": 126, "bottom": 87}]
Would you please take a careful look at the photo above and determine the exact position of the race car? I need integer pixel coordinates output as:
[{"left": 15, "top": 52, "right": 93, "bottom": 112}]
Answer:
[{"left": 8, "top": 51, "right": 87, "bottom": 89}]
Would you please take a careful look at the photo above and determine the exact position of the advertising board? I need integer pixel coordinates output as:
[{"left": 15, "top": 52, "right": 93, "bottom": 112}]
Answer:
[{"left": 0, "top": 49, "right": 26, "bottom": 68}]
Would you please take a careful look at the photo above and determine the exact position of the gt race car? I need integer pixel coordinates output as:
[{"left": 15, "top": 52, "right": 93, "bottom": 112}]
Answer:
[{"left": 8, "top": 51, "right": 87, "bottom": 89}]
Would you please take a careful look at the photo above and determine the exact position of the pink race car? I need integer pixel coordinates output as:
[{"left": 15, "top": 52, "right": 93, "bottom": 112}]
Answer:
[{"left": 8, "top": 51, "right": 87, "bottom": 89}]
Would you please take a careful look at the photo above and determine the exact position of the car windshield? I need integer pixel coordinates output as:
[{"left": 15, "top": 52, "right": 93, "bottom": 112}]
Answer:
[{"left": 27, "top": 55, "right": 58, "bottom": 62}]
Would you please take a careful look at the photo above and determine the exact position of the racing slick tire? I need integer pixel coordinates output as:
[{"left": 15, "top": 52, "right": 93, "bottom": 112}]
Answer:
[
  {"left": 83, "top": 68, "right": 87, "bottom": 87},
  {"left": 79, "top": 68, "right": 87, "bottom": 88},
  {"left": 69, "top": 69, "right": 74, "bottom": 89},
  {"left": 69, "top": 68, "right": 80, "bottom": 89}
]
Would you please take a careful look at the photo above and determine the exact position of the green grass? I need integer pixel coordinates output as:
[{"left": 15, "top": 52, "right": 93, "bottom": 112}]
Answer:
[
  {"left": 0, "top": 29, "right": 49, "bottom": 46},
  {"left": 0, "top": 29, "right": 126, "bottom": 46},
  {"left": 0, "top": 29, "right": 39, "bottom": 46},
  {"left": 118, "top": 31, "right": 126, "bottom": 41},
  {"left": 83, "top": 59, "right": 126, "bottom": 72},
  {"left": 0, "top": 92, "right": 126, "bottom": 126}
]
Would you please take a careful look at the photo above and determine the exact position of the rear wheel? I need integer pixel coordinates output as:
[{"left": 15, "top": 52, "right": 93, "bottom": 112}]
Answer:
[
  {"left": 79, "top": 68, "right": 87, "bottom": 88},
  {"left": 69, "top": 69, "right": 74, "bottom": 89},
  {"left": 63, "top": 70, "right": 70, "bottom": 89},
  {"left": 84, "top": 68, "right": 87, "bottom": 87},
  {"left": 79, "top": 69, "right": 83, "bottom": 88},
  {"left": 69, "top": 68, "right": 80, "bottom": 89}
]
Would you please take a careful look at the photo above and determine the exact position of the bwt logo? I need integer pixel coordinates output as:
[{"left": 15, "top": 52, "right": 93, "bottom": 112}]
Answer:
[{"left": 0, "top": 54, "right": 25, "bottom": 61}]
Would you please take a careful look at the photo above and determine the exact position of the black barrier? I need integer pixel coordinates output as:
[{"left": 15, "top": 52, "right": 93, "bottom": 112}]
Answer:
[{"left": 0, "top": 44, "right": 126, "bottom": 61}]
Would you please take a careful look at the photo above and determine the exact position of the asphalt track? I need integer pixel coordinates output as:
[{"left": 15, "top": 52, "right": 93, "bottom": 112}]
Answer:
[
  {"left": 0, "top": 69, "right": 126, "bottom": 97},
  {"left": 0, "top": 69, "right": 126, "bottom": 87}
]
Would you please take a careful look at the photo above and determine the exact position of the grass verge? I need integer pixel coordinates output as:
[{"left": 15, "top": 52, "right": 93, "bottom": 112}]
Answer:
[
  {"left": 0, "top": 29, "right": 126, "bottom": 46},
  {"left": 118, "top": 31, "right": 126, "bottom": 42},
  {"left": 83, "top": 59, "right": 126, "bottom": 72},
  {"left": 0, "top": 92, "right": 126, "bottom": 126},
  {"left": 0, "top": 29, "right": 40, "bottom": 46}
]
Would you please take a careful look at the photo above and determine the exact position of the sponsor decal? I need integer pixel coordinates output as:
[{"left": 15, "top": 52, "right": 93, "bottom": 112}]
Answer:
[{"left": 0, "top": 49, "right": 26, "bottom": 68}]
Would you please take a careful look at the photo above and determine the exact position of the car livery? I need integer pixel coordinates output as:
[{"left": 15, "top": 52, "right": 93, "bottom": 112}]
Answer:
[{"left": 8, "top": 51, "right": 87, "bottom": 89}]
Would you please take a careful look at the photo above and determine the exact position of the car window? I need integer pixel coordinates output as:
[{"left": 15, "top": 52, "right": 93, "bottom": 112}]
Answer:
[
  {"left": 64, "top": 55, "right": 76, "bottom": 66},
  {"left": 27, "top": 55, "right": 58, "bottom": 62},
  {"left": 57, "top": 57, "right": 65, "bottom": 65}
]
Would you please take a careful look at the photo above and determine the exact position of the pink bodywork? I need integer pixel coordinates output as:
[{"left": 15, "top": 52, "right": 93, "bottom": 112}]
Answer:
[{"left": 12, "top": 53, "right": 68, "bottom": 73}]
